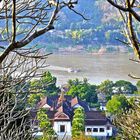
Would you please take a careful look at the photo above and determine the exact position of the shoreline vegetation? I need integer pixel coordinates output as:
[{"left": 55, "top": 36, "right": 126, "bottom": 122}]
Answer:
[
  {"left": 51, "top": 50, "right": 134, "bottom": 56},
  {"left": 45, "top": 44, "right": 133, "bottom": 54}
]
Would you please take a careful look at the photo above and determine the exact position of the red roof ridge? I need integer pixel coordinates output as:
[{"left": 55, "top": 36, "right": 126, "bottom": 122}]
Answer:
[{"left": 71, "top": 96, "right": 79, "bottom": 107}]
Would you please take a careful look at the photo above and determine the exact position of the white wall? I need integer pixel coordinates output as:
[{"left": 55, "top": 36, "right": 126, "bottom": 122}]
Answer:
[
  {"left": 85, "top": 125, "right": 112, "bottom": 137},
  {"left": 53, "top": 121, "right": 71, "bottom": 136},
  {"left": 100, "top": 105, "right": 107, "bottom": 111},
  {"left": 106, "top": 127, "right": 113, "bottom": 136}
]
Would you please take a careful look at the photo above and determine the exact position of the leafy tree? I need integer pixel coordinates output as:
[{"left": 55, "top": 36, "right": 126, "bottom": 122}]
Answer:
[
  {"left": 30, "top": 72, "right": 60, "bottom": 97},
  {"left": 136, "top": 81, "right": 140, "bottom": 93},
  {"left": 0, "top": 0, "right": 80, "bottom": 139},
  {"left": 114, "top": 102, "right": 140, "bottom": 140},
  {"left": 41, "top": 72, "right": 60, "bottom": 94},
  {"left": 68, "top": 79, "right": 74, "bottom": 88},
  {"left": 28, "top": 93, "right": 44, "bottom": 107},
  {"left": 137, "top": 81, "right": 140, "bottom": 89},
  {"left": 98, "top": 80, "right": 114, "bottom": 101},
  {"left": 37, "top": 109, "right": 55, "bottom": 140},
  {"left": 113, "top": 80, "right": 137, "bottom": 94},
  {"left": 72, "top": 133, "right": 97, "bottom": 140},
  {"left": 107, "top": 0, "right": 140, "bottom": 59},
  {"left": 72, "top": 107, "right": 85, "bottom": 138},
  {"left": 28, "top": 72, "right": 60, "bottom": 107},
  {"left": 86, "top": 85, "right": 98, "bottom": 103},
  {"left": 67, "top": 79, "right": 98, "bottom": 103},
  {"left": 106, "top": 95, "right": 131, "bottom": 115}
]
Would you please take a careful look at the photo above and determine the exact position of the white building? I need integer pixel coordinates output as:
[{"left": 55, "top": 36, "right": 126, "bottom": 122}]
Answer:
[
  {"left": 85, "top": 112, "right": 112, "bottom": 137},
  {"left": 34, "top": 95, "right": 113, "bottom": 139},
  {"left": 100, "top": 102, "right": 107, "bottom": 111}
]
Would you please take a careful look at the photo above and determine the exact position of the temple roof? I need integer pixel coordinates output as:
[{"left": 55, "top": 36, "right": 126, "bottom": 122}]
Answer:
[
  {"left": 85, "top": 111, "right": 107, "bottom": 120},
  {"left": 36, "top": 94, "right": 111, "bottom": 125}
]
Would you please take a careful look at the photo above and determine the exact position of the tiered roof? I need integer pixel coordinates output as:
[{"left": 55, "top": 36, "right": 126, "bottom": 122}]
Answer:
[{"left": 36, "top": 94, "right": 111, "bottom": 126}]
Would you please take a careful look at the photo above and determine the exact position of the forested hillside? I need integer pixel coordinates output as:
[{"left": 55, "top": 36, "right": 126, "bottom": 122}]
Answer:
[
  {"left": 0, "top": 0, "right": 138, "bottom": 53},
  {"left": 34, "top": 0, "right": 129, "bottom": 53}
]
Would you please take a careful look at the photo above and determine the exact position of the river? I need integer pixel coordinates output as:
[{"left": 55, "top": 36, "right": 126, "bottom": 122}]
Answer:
[{"left": 45, "top": 53, "right": 140, "bottom": 85}]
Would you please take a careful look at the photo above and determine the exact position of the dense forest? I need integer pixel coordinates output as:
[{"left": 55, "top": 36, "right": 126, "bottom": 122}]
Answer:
[{"left": 31, "top": 0, "right": 136, "bottom": 53}]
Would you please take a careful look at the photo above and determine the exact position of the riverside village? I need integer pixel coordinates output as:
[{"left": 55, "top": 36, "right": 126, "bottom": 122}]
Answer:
[
  {"left": 0, "top": 0, "right": 140, "bottom": 140},
  {"left": 30, "top": 74, "right": 140, "bottom": 140},
  {"left": 32, "top": 87, "right": 113, "bottom": 140}
]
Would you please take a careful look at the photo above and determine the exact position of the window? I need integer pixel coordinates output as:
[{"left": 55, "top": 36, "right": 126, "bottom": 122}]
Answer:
[
  {"left": 93, "top": 128, "right": 98, "bottom": 132},
  {"left": 100, "top": 128, "right": 105, "bottom": 132},
  {"left": 87, "top": 128, "right": 92, "bottom": 132},
  {"left": 60, "top": 125, "right": 65, "bottom": 132},
  {"left": 33, "top": 126, "right": 38, "bottom": 131},
  {"left": 107, "top": 126, "right": 110, "bottom": 130}
]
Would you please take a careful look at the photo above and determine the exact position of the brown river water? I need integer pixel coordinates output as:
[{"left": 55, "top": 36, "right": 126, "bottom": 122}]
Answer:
[{"left": 45, "top": 53, "right": 140, "bottom": 86}]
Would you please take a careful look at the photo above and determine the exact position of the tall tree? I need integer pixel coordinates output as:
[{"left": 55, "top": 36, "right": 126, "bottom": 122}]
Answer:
[
  {"left": 106, "top": 94, "right": 131, "bottom": 115},
  {"left": 98, "top": 80, "right": 114, "bottom": 101},
  {"left": 0, "top": 0, "right": 81, "bottom": 139},
  {"left": 107, "top": 0, "right": 140, "bottom": 78},
  {"left": 136, "top": 80, "right": 140, "bottom": 92},
  {"left": 37, "top": 109, "right": 55, "bottom": 140},
  {"left": 28, "top": 72, "right": 60, "bottom": 107},
  {"left": 113, "top": 80, "right": 137, "bottom": 94},
  {"left": 106, "top": 2, "right": 140, "bottom": 139},
  {"left": 114, "top": 101, "right": 140, "bottom": 139},
  {"left": 29, "top": 72, "right": 60, "bottom": 97},
  {"left": 72, "top": 107, "right": 85, "bottom": 138},
  {"left": 67, "top": 78, "right": 98, "bottom": 103}
]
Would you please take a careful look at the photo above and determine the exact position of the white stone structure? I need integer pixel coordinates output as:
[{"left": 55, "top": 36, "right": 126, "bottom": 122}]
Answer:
[{"left": 34, "top": 95, "right": 113, "bottom": 139}]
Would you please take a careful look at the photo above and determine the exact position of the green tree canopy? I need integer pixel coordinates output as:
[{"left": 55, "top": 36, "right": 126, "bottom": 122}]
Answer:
[
  {"left": 98, "top": 80, "right": 114, "bottom": 101},
  {"left": 37, "top": 109, "right": 55, "bottom": 140},
  {"left": 114, "top": 102, "right": 140, "bottom": 140},
  {"left": 113, "top": 80, "right": 137, "bottom": 94},
  {"left": 98, "top": 80, "right": 114, "bottom": 94},
  {"left": 29, "top": 72, "right": 60, "bottom": 96},
  {"left": 28, "top": 93, "right": 44, "bottom": 107},
  {"left": 67, "top": 78, "right": 98, "bottom": 103},
  {"left": 136, "top": 81, "right": 140, "bottom": 92},
  {"left": 106, "top": 94, "right": 131, "bottom": 115},
  {"left": 28, "top": 72, "right": 60, "bottom": 107},
  {"left": 72, "top": 107, "right": 85, "bottom": 138}
]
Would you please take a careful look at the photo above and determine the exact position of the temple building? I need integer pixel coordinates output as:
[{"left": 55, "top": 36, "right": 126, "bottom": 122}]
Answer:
[{"left": 33, "top": 94, "right": 113, "bottom": 139}]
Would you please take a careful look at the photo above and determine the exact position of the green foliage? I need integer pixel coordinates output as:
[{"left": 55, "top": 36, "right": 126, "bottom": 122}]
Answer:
[
  {"left": 37, "top": 109, "right": 55, "bottom": 140},
  {"left": 105, "top": 30, "right": 111, "bottom": 41},
  {"left": 30, "top": 71, "right": 59, "bottom": 95},
  {"left": 40, "top": 71, "right": 59, "bottom": 94},
  {"left": 114, "top": 80, "right": 137, "bottom": 94},
  {"left": 72, "top": 107, "right": 85, "bottom": 138},
  {"left": 98, "top": 80, "right": 114, "bottom": 94},
  {"left": 28, "top": 93, "right": 44, "bottom": 107},
  {"left": 106, "top": 95, "right": 131, "bottom": 115},
  {"left": 98, "top": 80, "right": 114, "bottom": 101},
  {"left": 66, "top": 29, "right": 93, "bottom": 41},
  {"left": 28, "top": 72, "right": 60, "bottom": 106},
  {"left": 114, "top": 102, "right": 140, "bottom": 140},
  {"left": 67, "top": 78, "right": 98, "bottom": 103},
  {"left": 89, "top": 102, "right": 100, "bottom": 109},
  {"left": 136, "top": 80, "right": 140, "bottom": 90},
  {"left": 98, "top": 80, "right": 137, "bottom": 102}
]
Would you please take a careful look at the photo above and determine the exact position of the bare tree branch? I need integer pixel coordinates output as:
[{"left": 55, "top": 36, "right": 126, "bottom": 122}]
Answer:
[{"left": 107, "top": 0, "right": 140, "bottom": 22}]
